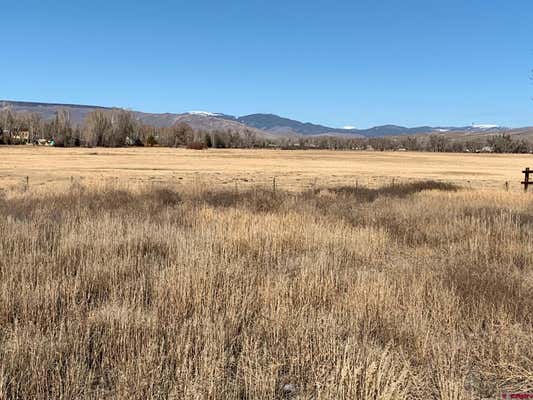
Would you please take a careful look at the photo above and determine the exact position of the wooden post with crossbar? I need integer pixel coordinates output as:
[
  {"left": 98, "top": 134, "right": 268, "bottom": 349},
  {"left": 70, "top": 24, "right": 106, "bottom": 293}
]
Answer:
[{"left": 522, "top": 168, "right": 531, "bottom": 192}]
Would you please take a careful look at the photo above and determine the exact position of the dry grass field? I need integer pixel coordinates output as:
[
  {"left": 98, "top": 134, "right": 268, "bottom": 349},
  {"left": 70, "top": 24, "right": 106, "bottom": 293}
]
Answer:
[
  {"left": 1, "top": 146, "right": 532, "bottom": 191},
  {"left": 0, "top": 147, "right": 532, "bottom": 399}
]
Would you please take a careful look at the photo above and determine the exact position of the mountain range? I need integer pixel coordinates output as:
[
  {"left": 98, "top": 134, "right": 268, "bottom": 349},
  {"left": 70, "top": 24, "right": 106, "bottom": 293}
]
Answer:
[{"left": 0, "top": 100, "right": 511, "bottom": 138}]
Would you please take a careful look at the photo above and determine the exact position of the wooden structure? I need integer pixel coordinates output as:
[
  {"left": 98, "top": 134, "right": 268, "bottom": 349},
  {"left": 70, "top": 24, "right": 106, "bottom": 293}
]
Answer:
[{"left": 522, "top": 168, "right": 531, "bottom": 192}]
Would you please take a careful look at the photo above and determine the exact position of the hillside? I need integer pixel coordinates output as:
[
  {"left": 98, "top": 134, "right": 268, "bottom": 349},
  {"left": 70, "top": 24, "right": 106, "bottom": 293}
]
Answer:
[
  {"left": 0, "top": 100, "right": 274, "bottom": 139},
  {"left": 0, "top": 100, "right": 525, "bottom": 139}
]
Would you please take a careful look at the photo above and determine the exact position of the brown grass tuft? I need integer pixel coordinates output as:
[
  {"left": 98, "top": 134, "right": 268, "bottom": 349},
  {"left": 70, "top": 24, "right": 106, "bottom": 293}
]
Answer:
[{"left": 0, "top": 181, "right": 531, "bottom": 399}]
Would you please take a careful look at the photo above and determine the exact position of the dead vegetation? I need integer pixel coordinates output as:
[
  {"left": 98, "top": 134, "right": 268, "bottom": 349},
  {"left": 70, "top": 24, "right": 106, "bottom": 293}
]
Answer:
[
  {"left": 0, "top": 180, "right": 532, "bottom": 399},
  {"left": 1, "top": 146, "right": 532, "bottom": 191}
]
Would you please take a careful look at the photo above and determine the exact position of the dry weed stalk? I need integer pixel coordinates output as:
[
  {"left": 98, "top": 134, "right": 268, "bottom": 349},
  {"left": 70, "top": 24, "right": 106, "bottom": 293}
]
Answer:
[{"left": 0, "top": 181, "right": 531, "bottom": 399}]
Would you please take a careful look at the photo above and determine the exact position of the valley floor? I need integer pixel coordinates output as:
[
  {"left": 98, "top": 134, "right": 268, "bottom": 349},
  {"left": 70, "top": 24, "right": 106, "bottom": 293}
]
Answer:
[
  {"left": 1, "top": 146, "right": 532, "bottom": 191},
  {"left": 0, "top": 148, "right": 532, "bottom": 398}
]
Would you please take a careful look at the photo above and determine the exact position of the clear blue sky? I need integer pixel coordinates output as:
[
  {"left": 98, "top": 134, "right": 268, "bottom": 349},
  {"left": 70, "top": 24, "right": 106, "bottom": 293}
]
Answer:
[{"left": 2, "top": 0, "right": 533, "bottom": 128}]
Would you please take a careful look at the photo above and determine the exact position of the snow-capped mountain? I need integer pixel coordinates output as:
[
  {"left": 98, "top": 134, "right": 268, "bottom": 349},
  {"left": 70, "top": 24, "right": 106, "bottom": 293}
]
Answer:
[
  {"left": 471, "top": 124, "right": 501, "bottom": 130},
  {"left": 0, "top": 100, "right": 518, "bottom": 138},
  {"left": 187, "top": 111, "right": 222, "bottom": 117}
]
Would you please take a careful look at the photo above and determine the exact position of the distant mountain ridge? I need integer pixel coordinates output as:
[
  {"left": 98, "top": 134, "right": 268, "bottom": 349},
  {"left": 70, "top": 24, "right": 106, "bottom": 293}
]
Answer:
[
  {"left": 233, "top": 114, "right": 507, "bottom": 137},
  {"left": 0, "top": 100, "right": 508, "bottom": 138}
]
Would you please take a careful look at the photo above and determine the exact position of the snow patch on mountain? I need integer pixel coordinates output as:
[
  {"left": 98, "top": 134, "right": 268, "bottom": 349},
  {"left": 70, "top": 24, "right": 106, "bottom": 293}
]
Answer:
[
  {"left": 187, "top": 111, "right": 221, "bottom": 117},
  {"left": 472, "top": 124, "right": 500, "bottom": 129}
]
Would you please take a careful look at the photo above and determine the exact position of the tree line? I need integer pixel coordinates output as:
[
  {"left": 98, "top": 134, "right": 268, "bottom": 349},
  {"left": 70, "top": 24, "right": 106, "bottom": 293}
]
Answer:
[
  {"left": 0, "top": 108, "right": 268, "bottom": 149},
  {"left": 1, "top": 107, "right": 531, "bottom": 153}
]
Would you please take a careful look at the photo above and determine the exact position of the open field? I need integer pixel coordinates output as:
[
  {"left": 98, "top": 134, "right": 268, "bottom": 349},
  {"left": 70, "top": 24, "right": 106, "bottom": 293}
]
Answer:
[
  {"left": 0, "top": 148, "right": 532, "bottom": 399},
  {"left": 1, "top": 146, "right": 532, "bottom": 191}
]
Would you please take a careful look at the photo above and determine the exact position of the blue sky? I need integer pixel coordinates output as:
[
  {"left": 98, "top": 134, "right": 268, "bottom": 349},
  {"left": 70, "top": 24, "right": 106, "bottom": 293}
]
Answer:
[{"left": 2, "top": 0, "right": 532, "bottom": 128}]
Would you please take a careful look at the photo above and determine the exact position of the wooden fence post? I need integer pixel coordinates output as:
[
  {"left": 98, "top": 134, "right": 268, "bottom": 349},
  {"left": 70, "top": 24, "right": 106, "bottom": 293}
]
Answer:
[{"left": 522, "top": 168, "right": 531, "bottom": 192}]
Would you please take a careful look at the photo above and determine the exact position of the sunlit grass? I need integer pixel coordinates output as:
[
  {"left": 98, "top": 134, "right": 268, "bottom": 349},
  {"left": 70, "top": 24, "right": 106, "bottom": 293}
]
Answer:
[{"left": 0, "top": 181, "right": 531, "bottom": 399}]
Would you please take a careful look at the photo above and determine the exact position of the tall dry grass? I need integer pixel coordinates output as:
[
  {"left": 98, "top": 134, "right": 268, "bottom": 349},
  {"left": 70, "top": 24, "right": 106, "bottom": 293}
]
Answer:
[{"left": 0, "top": 180, "right": 532, "bottom": 399}]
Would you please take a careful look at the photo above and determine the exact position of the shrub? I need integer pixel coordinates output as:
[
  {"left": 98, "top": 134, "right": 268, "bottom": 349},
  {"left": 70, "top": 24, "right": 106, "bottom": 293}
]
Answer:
[
  {"left": 146, "top": 134, "right": 157, "bottom": 147},
  {"left": 186, "top": 141, "right": 207, "bottom": 150}
]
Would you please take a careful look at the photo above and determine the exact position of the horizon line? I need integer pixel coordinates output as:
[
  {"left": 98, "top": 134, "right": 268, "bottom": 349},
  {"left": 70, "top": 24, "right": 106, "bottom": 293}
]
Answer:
[{"left": 1, "top": 98, "right": 529, "bottom": 130}]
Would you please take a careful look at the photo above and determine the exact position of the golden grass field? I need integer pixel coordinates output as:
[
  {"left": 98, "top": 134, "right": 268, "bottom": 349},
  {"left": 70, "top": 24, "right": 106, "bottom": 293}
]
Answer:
[
  {"left": 1, "top": 146, "right": 532, "bottom": 191},
  {"left": 0, "top": 147, "right": 532, "bottom": 399}
]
